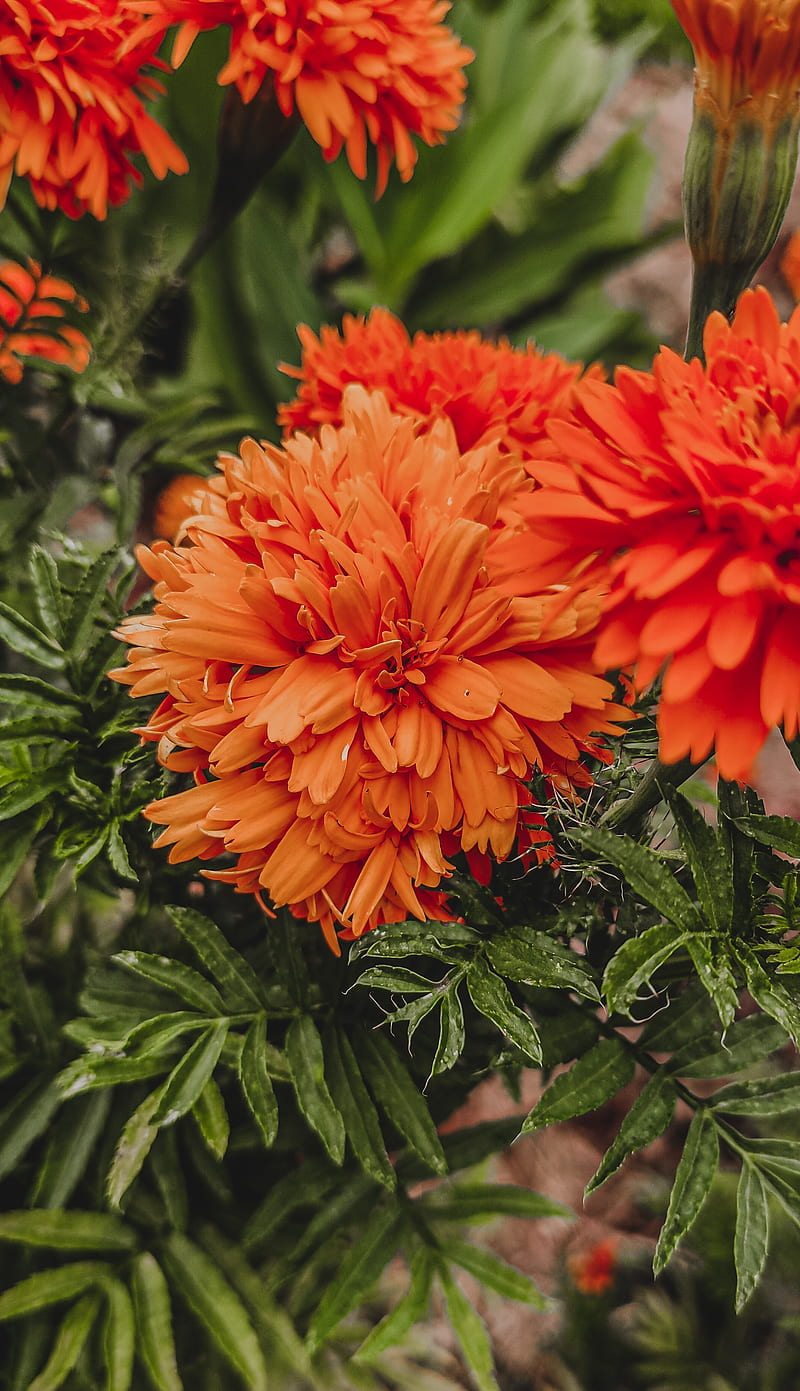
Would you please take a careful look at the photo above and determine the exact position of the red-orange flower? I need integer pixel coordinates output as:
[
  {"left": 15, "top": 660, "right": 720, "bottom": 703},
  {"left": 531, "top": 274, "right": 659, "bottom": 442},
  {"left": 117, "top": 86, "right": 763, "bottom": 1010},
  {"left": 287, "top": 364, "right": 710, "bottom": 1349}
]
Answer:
[
  {"left": 671, "top": 0, "right": 800, "bottom": 127},
  {"left": 112, "top": 388, "right": 625, "bottom": 948},
  {"left": 567, "top": 1238, "right": 618, "bottom": 1296},
  {"left": 130, "top": 0, "right": 472, "bottom": 195},
  {"left": 0, "top": 259, "right": 90, "bottom": 382},
  {"left": 522, "top": 287, "right": 800, "bottom": 782},
  {"left": 279, "top": 308, "right": 597, "bottom": 474},
  {"left": 0, "top": 0, "right": 188, "bottom": 219},
  {"left": 152, "top": 472, "right": 229, "bottom": 541}
]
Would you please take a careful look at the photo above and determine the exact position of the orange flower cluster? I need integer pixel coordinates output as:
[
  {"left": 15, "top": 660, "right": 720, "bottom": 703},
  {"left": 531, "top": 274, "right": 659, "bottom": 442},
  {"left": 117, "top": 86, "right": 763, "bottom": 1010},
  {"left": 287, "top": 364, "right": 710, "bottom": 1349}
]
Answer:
[
  {"left": 113, "top": 389, "right": 625, "bottom": 948},
  {"left": 523, "top": 287, "right": 800, "bottom": 781},
  {"left": 671, "top": 0, "right": 800, "bottom": 126},
  {"left": 0, "top": 260, "right": 90, "bottom": 383},
  {"left": 279, "top": 307, "right": 595, "bottom": 470},
  {"left": 130, "top": 0, "right": 472, "bottom": 194},
  {"left": 567, "top": 1238, "right": 618, "bottom": 1296},
  {"left": 0, "top": 0, "right": 188, "bottom": 219}
]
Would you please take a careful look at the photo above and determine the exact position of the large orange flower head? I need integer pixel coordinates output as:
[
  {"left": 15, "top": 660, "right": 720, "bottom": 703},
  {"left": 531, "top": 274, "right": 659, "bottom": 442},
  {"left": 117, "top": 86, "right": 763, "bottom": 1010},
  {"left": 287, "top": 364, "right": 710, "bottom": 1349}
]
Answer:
[
  {"left": 523, "top": 287, "right": 800, "bottom": 782},
  {"left": 112, "top": 389, "right": 625, "bottom": 949},
  {"left": 279, "top": 308, "right": 595, "bottom": 473},
  {"left": 0, "top": 0, "right": 188, "bottom": 219},
  {"left": 0, "top": 259, "right": 90, "bottom": 382},
  {"left": 130, "top": 0, "right": 472, "bottom": 194},
  {"left": 671, "top": 0, "right": 800, "bottom": 126}
]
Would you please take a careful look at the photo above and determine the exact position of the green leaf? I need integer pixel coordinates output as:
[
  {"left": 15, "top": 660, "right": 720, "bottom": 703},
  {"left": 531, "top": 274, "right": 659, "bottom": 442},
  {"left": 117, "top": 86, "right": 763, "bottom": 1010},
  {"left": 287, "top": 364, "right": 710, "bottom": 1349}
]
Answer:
[
  {"left": 359, "top": 1028, "right": 447, "bottom": 1175},
  {"left": 241, "top": 1158, "right": 339, "bottom": 1254},
  {"left": 586, "top": 1070, "right": 676, "bottom": 1195},
  {"left": 734, "top": 1162, "right": 769, "bottom": 1312},
  {"left": 0, "top": 1211, "right": 136, "bottom": 1253},
  {"left": 167, "top": 906, "right": 265, "bottom": 1011},
  {"left": 324, "top": 1026, "right": 395, "bottom": 1189},
  {"left": 0, "top": 765, "right": 71, "bottom": 823},
  {"left": 26, "top": 1292, "right": 101, "bottom": 1391},
  {"left": 306, "top": 1204, "right": 402, "bottom": 1352},
  {"left": 466, "top": 959, "right": 542, "bottom": 1063},
  {"left": 653, "top": 1109, "right": 719, "bottom": 1276},
  {"left": 355, "top": 1246, "right": 435, "bottom": 1362},
  {"left": 123, "top": 1012, "right": 209, "bottom": 1059},
  {"left": 521, "top": 1038, "right": 635, "bottom": 1133},
  {"left": 131, "top": 1254, "right": 183, "bottom": 1391},
  {"left": 0, "top": 1264, "right": 111, "bottom": 1320},
  {"left": 0, "top": 713, "right": 80, "bottom": 745},
  {"left": 0, "top": 1077, "right": 61, "bottom": 1182},
  {"left": 106, "top": 824, "right": 137, "bottom": 884},
  {"left": 192, "top": 1076, "right": 230, "bottom": 1160},
  {"left": 686, "top": 936, "right": 739, "bottom": 1031},
  {"left": 420, "top": 1183, "right": 572, "bottom": 1224},
  {"left": 0, "top": 674, "right": 78, "bottom": 710},
  {"left": 575, "top": 825, "right": 701, "bottom": 929},
  {"left": 447, "top": 1240, "right": 548, "bottom": 1308},
  {"left": 238, "top": 1015, "right": 279, "bottom": 1148},
  {"left": 666, "top": 788, "right": 732, "bottom": 934},
  {"left": 355, "top": 966, "right": 441, "bottom": 993},
  {"left": 734, "top": 813, "right": 800, "bottom": 858},
  {"left": 438, "top": 1262, "right": 499, "bottom": 1391},
  {"left": 737, "top": 1138, "right": 800, "bottom": 1175},
  {"left": 152, "top": 1021, "right": 229, "bottom": 1126},
  {"left": 161, "top": 1232, "right": 267, "bottom": 1391},
  {"left": 102, "top": 1278, "right": 135, "bottom": 1391},
  {"left": 285, "top": 1014, "right": 345, "bottom": 1164},
  {"left": 112, "top": 952, "right": 225, "bottom": 1016},
  {"left": 28, "top": 546, "right": 65, "bottom": 639},
  {"left": 710, "top": 1071, "right": 800, "bottom": 1116},
  {"left": 430, "top": 979, "right": 466, "bottom": 1076},
  {"left": 603, "top": 923, "right": 690, "bottom": 1015},
  {"left": 0, "top": 599, "right": 63, "bottom": 668},
  {"left": 106, "top": 1088, "right": 164, "bottom": 1209},
  {"left": 740, "top": 946, "right": 800, "bottom": 1048},
  {"left": 485, "top": 930, "right": 599, "bottom": 1000},
  {"left": 63, "top": 548, "right": 121, "bottom": 659},
  {"left": 0, "top": 808, "right": 48, "bottom": 898},
  {"left": 33, "top": 1091, "right": 112, "bottom": 1209},
  {"left": 671, "top": 1013, "right": 788, "bottom": 1078}
]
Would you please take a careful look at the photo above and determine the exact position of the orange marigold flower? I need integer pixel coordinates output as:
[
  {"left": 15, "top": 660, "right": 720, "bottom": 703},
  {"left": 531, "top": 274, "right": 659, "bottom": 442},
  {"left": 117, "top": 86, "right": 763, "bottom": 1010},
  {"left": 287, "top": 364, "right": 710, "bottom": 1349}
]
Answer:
[
  {"left": 278, "top": 308, "right": 597, "bottom": 474},
  {"left": 111, "top": 388, "right": 626, "bottom": 949},
  {"left": 130, "top": 0, "right": 472, "bottom": 195},
  {"left": 522, "top": 286, "right": 800, "bottom": 782},
  {"left": 0, "top": 259, "right": 90, "bottom": 383},
  {"left": 0, "top": 0, "right": 188, "bottom": 219},
  {"left": 567, "top": 1238, "right": 618, "bottom": 1296},
  {"left": 671, "top": 0, "right": 800, "bottom": 126},
  {"left": 152, "top": 472, "right": 229, "bottom": 541}
]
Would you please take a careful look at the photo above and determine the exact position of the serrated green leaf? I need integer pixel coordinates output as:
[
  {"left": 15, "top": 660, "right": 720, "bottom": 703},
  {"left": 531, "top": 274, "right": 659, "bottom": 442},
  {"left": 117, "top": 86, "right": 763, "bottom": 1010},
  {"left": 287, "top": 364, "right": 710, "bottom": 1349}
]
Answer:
[
  {"left": 0, "top": 765, "right": 70, "bottom": 823},
  {"left": 359, "top": 1028, "right": 446, "bottom": 1175},
  {"left": 575, "top": 825, "right": 701, "bottom": 929},
  {"left": 740, "top": 946, "right": 800, "bottom": 1047},
  {"left": 653, "top": 1109, "right": 719, "bottom": 1275},
  {"left": 285, "top": 1014, "right": 345, "bottom": 1163},
  {"left": 0, "top": 1077, "right": 61, "bottom": 1182},
  {"left": 192, "top": 1077, "right": 229, "bottom": 1160},
  {"left": 710, "top": 1071, "right": 800, "bottom": 1116},
  {"left": 667, "top": 788, "right": 732, "bottom": 934},
  {"left": 62, "top": 549, "right": 121, "bottom": 659},
  {"left": 466, "top": 959, "right": 542, "bottom": 1063},
  {"left": 430, "top": 979, "right": 465, "bottom": 1077},
  {"left": 131, "top": 1253, "right": 183, "bottom": 1391},
  {"left": 0, "top": 1210, "right": 136, "bottom": 1253},
  {"left": 671, "top": 1013, "right": 789, "bottom": 1078},
  {"left": 238, "top": 1015, "right": 279, "bottom": 1148},
  {"left": 0, "top": 1263, "right": 111, "bottom": 1320},
  {"left": 28, "top": 546, "right": 65, "bottom": 640},
  {"left": 383, "top": 989, "right": 442, "bottom": 1043},
  {"left": 354, "top": 965, "right": 440, "bottom": 993},
  {"left": 639, "top": 980, "right": 717, "bottom": 1053},
  {"left": 350, "top": 920, "right": 480, "bottom": 961},
  {"left": 152, "top": 1021, "right": 228, "bottom": 1127},
  {"left": 420, "top": 1183, "right": 572, "bottom": 1224},
  {"left": 306, "top": 1204, "right": 402, "bottom": 1352},
  {"left": 355, "top": 1246, "right": 435, "bottom": 1362},
  {"left": 26, "top": 1292, "right": 101, "bottom": 1391},
  {"left": 324, "top": 1026, "right": 395, "bottom": 1189},
  {"left": 161, "top": 1232, "right": 267, "bottom": 1391},
  {"left": 737, "top": 1138, "right": 800, "bottom": 1175},
  {"left": 106, "top": 1088, "right": 164, "bottom": 1209},
  {"left": 734, "top": 1162, "right": 769, "bottom": 1312},
  {"left": 0, "top": 713, "right": 80, "bottom": 744},
  {"left": 0, "top": 599, "right": 63, "bottom": 667},
  {"left": 0, "top": 808, "right": 48, "bottom": 898},
  {"left": 102, "top": 1278, "right": 135, "bottom": 1391},
  {"left": 438, "top": 1262, "right": 499, "bottom": 1391},
  {"left": 123, "top": 1012, "right": 209, "bottom": 1059},
  {"left": 521, "top": 1038, "right": 634, "bottom": 1133},
  {"left": 150, "top": 1127, "right": 189, "bottom": 1232},
  {"left": 485, "top": 931, "right": 599, "bottom": 1000},
  {"left": 107, "top": 824, "right": 137, "bottom": 883},
  {"left": 586, "top": 1070, "right": 676, "bottom": 1195},
  {"left": 33, "top": 1091, "right": 112, "bottom": 1209},
  {"left": 686, "top": 936, "right": 739, "bottom": 1030},
  {"left": 0, "top": 674, "right": 78, "bottom": 709},
  {"left": 734, "top": 813, "right": 800, "bottom": 858},
  {"left": 241, "top": 1158, "right": 340, "bottom": 1254},
  {"left": 603, "top": 923, "right": 691, "bottom": 1016},
  {"left": 58, "top": 1055, "right": 172, "bottom": 1101},
  {"left": 448, "top": 1240, "right": 548, "bottom": 1308},
  {"left": 167, "top": 906, "right": 265, "bottom": 1011}
]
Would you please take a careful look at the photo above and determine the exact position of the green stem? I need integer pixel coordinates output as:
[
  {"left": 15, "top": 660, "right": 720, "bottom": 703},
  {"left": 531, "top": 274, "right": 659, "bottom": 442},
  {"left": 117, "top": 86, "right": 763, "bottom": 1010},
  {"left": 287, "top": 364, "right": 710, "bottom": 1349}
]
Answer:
[{"left": 599, "top": 755, "right": 699, "bottom": 832}]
